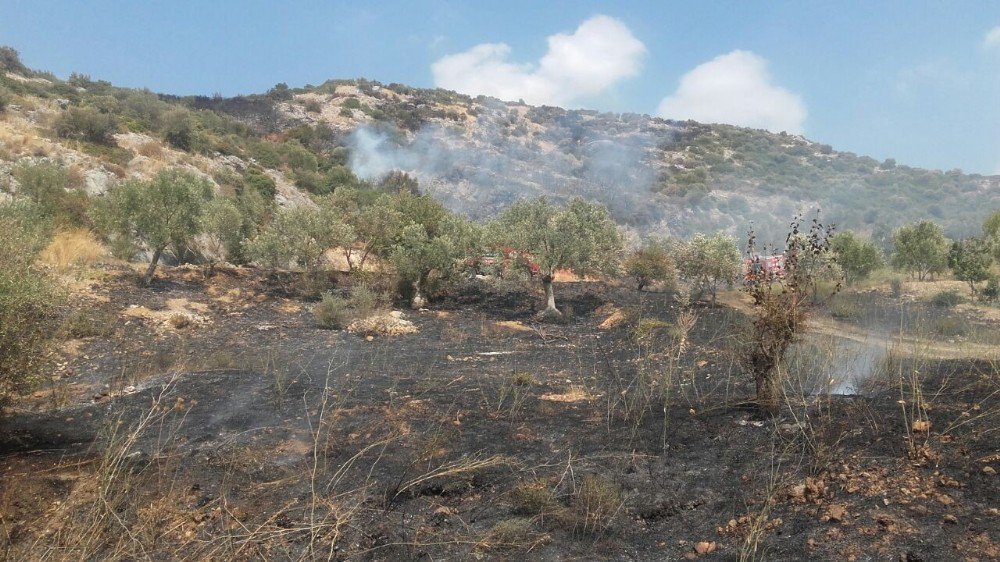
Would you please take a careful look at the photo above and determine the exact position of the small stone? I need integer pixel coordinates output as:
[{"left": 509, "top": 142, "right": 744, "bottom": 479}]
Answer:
[
  {"left": 694, "top": 541, "right": 716, "bottom": 554},
  {"left": 983, "top": 466, "right": 996, "bottom": 475},
  {"left": 942, "top": 514, "right": 957, "bottom": 524},
  {"left": 823, "top": 504, "right": 847, "bottom": 522}
]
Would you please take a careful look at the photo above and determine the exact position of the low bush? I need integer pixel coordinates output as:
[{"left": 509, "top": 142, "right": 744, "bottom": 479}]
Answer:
[
  {"left": 54, "top": 106, "right": 118, "bottom": 144},
  {"left": 60, "top": 307, "right": 115, "bottom": 339},
  {"left": 0, "top": 200, "right": 60, "bottom": 409},
  {"left": 889, "top": 276, "right": 904, "bottom": 298},
  {"left": 313, "top": 285, "right": 390, "bottom": 329},
  {"left": 930, "top": 316, "right": 968, "bottom": 337},
  {"left": 929, "top": 289, "right": 963, "bottom": 308}
]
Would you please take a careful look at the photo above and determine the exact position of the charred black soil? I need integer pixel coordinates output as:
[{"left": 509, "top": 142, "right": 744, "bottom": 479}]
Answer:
[{"left": 1, "top": 268, "right": 998, "bottom": 561}]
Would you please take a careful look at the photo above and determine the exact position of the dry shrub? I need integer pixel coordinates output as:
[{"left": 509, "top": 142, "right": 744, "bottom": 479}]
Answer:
[
  {"left": 481, "top": 518, "right": 548, "bottom": 551},
  {"left": 137, "top": 141, "right": 164, "bottom": 159},
  {"left": 38, "top": 228, "right": 107, "bottom": 270},
  {"left": 511, "top": 482, "right": 560, "bottom": 516},
  {"left": 346, "top": 312, "right": 417, "bottom": 336},
  {"left": 571, "top": 475, "right": 623, "bottom": 535}
]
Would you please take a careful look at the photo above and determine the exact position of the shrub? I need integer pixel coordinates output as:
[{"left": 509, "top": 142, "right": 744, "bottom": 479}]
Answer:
[
  {"left": 742, "top": 215, "right": 837, "bottom": 414},
  {"left": 0, "top": 200, "right": 59, "bottom": 409},
  {"left": 161, "top": 109, "right": 196, "bottom": 151},
  {"left": 624, "top": 241, "right": 675, "bottom": 291},
  {"left": 304, "top": 99, "right": 322, "bottom": 113},
  {"left": 341, "top": 97, "right": 362, "bottom": 110},
  {"left": 314, "top": 294, "right": 351, "bottom": 329},
  {"left": 930, "top": 316, "right": 967, "bottom": 337},
  {"left": 983, "top": 276, "right": 1000, "bottom": 303},
  {"left": 0, "top": 86, "right": 10, "bottom": 113},
  {"left": 929, "top": 289, "right": 963, "bottom": 308},
  {"left": 313, "top": 285, "right": 389, "bottom": 330},
  {"left": 889, "top": 276, "right": 904, "bottom": 298},
  {"left": 60, "top": 308, "right": 115, "bottom": 339},
  {"left": 54, "top": 106, "right": 118, "bottom": 144}
]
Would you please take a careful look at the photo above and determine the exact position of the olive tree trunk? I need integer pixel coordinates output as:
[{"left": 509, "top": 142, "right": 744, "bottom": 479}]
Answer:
[
  {"left": 542, "top": 274, "right": 560, "bottom": 316},
  {"left": 143, "top": 246, "right": 164, "bottom": 286}
]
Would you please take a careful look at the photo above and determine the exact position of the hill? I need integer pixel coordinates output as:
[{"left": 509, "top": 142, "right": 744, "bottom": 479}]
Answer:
[{"left": 2, "top": 47, "right": 998, "bottom": 243}]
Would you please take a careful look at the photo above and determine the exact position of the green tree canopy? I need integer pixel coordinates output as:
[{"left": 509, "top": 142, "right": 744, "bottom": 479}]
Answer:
[
  {"left": 891, "top": 220, "right": 950, "bottom": 281},
  {"left": 829, "top": 230, "right": 884, "bottom": 284},
  {"left": 677, "top": 232, "right": 741, "bottom": 304},
  {"left": 948, "top": 238, "right": 994, "bottom": 297},
  {"left": 94, "top": 169, "right": 213, "bottom": 285},
  {"left": 488, "top": 197, "right": 623, "bottom": 316},
  {"left": 624, "top": 240, "right": 676, "bottom": 291}
]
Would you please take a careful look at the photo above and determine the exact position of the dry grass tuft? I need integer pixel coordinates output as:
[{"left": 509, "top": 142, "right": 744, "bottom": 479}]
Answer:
[
  {"left": 136, "top": 141, "right": 164, "bottom": 159},
  {"left": 38, "top": 228, "right": 108, "bottom": 270}
]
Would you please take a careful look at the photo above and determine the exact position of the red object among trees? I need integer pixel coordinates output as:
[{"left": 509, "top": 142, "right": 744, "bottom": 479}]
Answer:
[{"left": 744, "top": 254, "right": 786, "bottom": 283}]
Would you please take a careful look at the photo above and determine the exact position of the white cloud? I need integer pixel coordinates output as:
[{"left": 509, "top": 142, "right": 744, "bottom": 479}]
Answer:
[
  {"left": 983, "top": 26, "right": 1000, "bottom": 49},
  {"left": 431, "top": 15, "right": 646, "bottom": 106},
  {"left": 656, "top": 50, "right": 806, "bottom": 134}
]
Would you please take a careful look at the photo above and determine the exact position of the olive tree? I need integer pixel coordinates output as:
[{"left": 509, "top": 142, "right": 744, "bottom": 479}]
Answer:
[
  {"left": 624, "top": 240, "right": 675, "bottom": 291},
  {"left": 199, "top": 196, "right": 244, "bottom": 275},
  {"left": 488, "top": 197, "right": 623, "bottom": 317},
  {"left": 390, "top": 222, "right": 462, "bottom": 308},
  {"left": 331, "top": 189, "right": 403, "bottom": 270},
  {"left": 891, "top": 221, "right": 949, "bottom": 281},
  {"left": 830, "top": 230, "right": 884, "bottom": 284},
  {"left": 677, "top": 232, "right": 741, "bottom": 304},
  {"left": 94, "top": 169, "right": 213, "bottom": 285},
  {"left": 246, "top": 204, "right": 355, "bottom": 275},
  {"left": 948, "top": 238, "right": 994, "bottom": 297}
]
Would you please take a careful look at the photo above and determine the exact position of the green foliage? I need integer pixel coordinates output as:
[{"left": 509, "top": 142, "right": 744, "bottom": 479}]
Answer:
[
  {"left": 929, "top": 289, "right": 963, "bottom": 308},
  {"left": 830, "top": 230, "right": 884, "bottom": 284},
  {"left": 624, "top": 240, "right": 675, "bottom": 291},
  {"left": 200, "top": 197, "right": 245, "bottom": 268},
  {"left": 0, "top": 85, "right": 10, "bottom": 112},
  {"left": 891, "top": 220, "right": 950, "bottom": 281},
  {"left": 677, "top": 232, "right": 741, "bottom": 303},
  {"left": 246, "top": 203, "right": 355, "bottom": 273},
  {"left": 0, "top": 199, "right": 59, "bottom": 408},
  {"left": 984, "top": 210, "right": 1000, "bottom": 260},
  {"left": 93, "top": 169, "right": 213, "bottom": 284},
  {"left": 341, "top": 97, "right": 362, "bottom": 110},
  {"left": 313, "top": 285, "right": 389, "bottom": 329},
  {"left": 982, "top": 276, "right": 1000, "bottom": 304},
  {"left": 161, "top": 109, "right": 197, "bottom": 151},
  {"left": 488, "top": 197, "right": 623, "bottom": 313},
  {"left": 390, "top": 223, "right": 461, "bottom": 306},
  {"left": 54, "top": 106, "right": 118, "bottom": 145},
  {"left": 243, "top": 167, "right": 277, "bottom": 199},
  {"left": 948, "top": 238, "right": 994, "bottom": 296},
  {"left": 0, "top": 46, "right": 30, "bottom": 74}
]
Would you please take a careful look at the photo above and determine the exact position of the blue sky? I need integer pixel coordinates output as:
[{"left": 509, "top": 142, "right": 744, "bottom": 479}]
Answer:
[{"left": 2, "top": 0, "right": 999, "bottom": 174}]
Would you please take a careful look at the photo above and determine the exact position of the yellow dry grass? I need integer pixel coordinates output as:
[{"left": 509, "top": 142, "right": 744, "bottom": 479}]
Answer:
[{"left": 38, "top": 228, "right": 108, "bottom": 270}]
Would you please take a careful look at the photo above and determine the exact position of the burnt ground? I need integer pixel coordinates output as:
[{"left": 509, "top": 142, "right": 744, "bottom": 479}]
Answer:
[{"left": 1, "top": 266, "right": 998, "bottom": 561}]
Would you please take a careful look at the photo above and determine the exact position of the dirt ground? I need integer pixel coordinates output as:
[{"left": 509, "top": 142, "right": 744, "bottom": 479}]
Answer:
[{"left": 1, "top": 266, "right": 998, "bottom": 561}]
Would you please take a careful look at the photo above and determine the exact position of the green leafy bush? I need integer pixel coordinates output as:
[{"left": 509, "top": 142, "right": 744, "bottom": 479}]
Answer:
[
  {"left": 313, "top": 285, "right": 388, "bottom": 329},
  {"left": 54, "top": 106, "right": 118, "bottom": 144},
  {"left": 929, "top": 289, "right": 963, "bottom": 308},
  {"left": 0, "top": 200, "right": 59, "bottom": 408}
]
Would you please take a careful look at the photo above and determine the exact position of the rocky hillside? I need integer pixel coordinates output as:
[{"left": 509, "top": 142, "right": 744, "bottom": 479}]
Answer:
[{"left": 2, "top": 48, "right": 998, "bottom": 243}]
